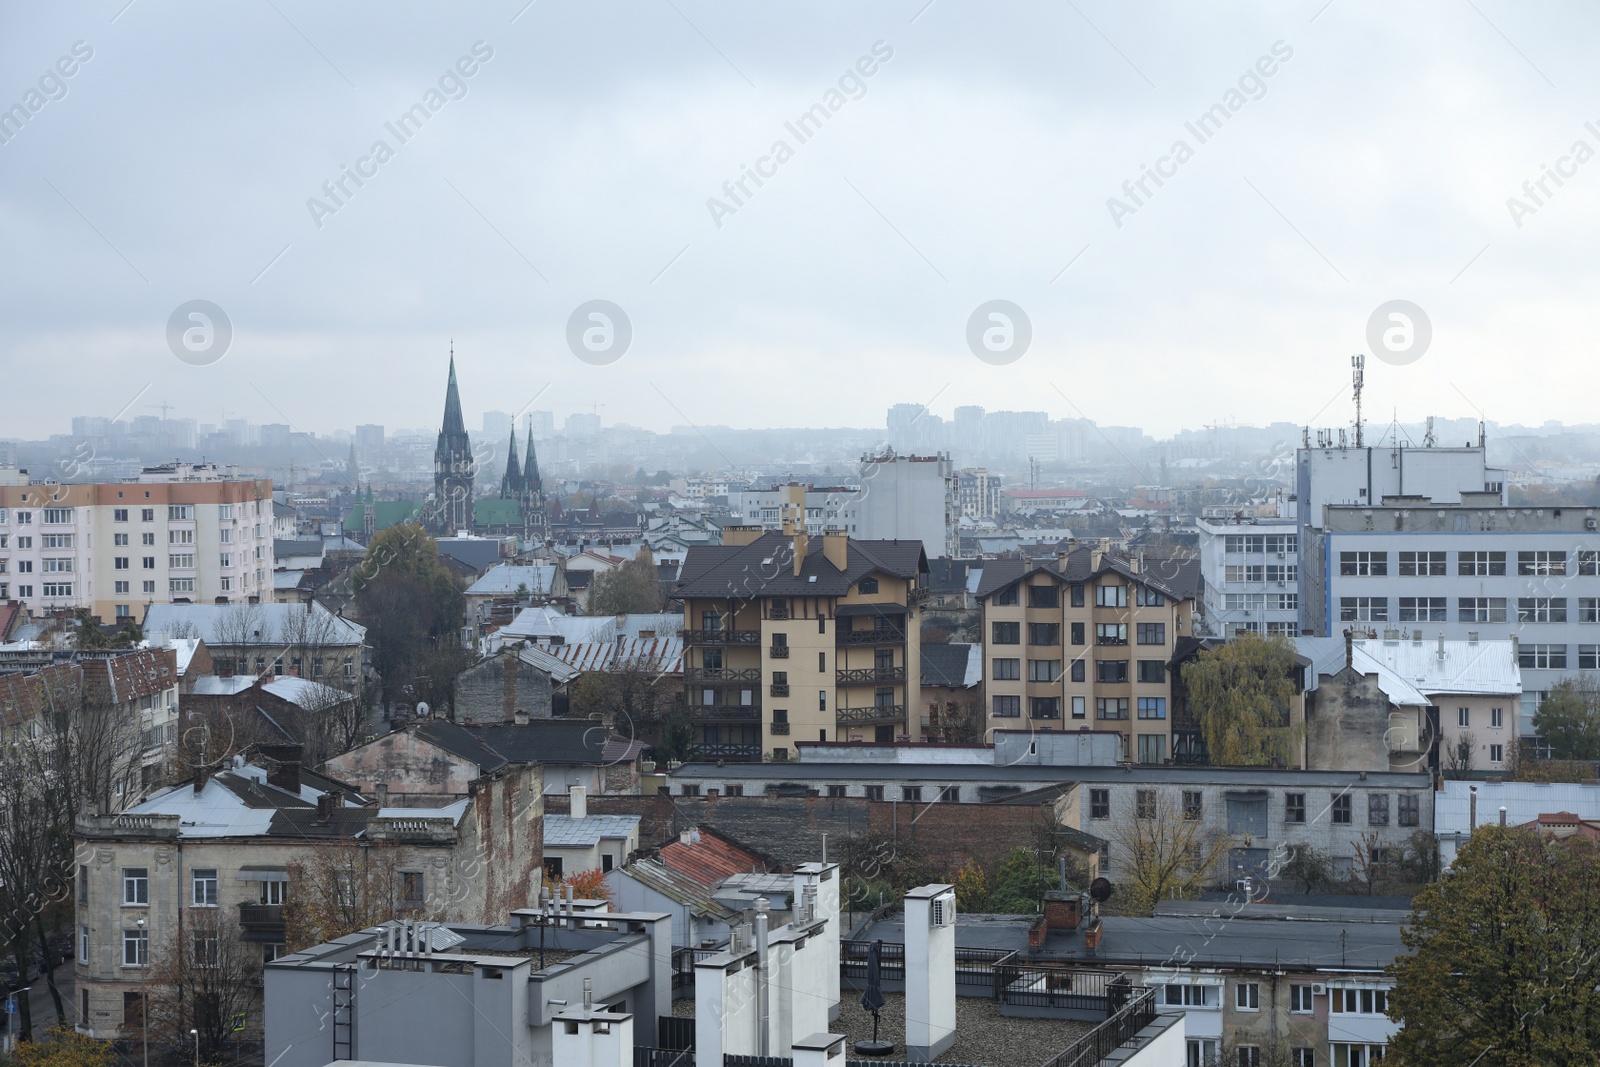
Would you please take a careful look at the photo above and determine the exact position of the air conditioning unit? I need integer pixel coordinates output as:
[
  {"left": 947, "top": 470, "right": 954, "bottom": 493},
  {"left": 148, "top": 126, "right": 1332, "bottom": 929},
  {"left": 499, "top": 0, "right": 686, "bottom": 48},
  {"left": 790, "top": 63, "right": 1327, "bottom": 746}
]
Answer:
[
  {"left": 1311, "top": 983, "right": 1327, "bottom": 996},
  {"left": 1587, "top": 518, "right": 1597, "bottom": 531},
  {"left": 930, "top": 892, "right": 956, "bottom": 927}
]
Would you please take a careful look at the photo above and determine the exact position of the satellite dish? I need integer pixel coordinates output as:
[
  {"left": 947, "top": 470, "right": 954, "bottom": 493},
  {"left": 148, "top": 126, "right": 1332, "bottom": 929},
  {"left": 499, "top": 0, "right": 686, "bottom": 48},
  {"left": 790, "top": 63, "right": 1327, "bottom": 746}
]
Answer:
[
  {"left": 1089, "top": 877, "right": 1114, "bottom": 903},
  {"left": 416, "top": 702, "right": 430, "bottom": 717}
]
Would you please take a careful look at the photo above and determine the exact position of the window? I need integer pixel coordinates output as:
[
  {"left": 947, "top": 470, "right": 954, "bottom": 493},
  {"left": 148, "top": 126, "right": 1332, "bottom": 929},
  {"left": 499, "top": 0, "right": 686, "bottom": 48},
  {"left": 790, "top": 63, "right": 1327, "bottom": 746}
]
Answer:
[
  {"left": 1095, "top": 660, "right": 1128, "bottom": 683},
  {"left": 115, "top": 556, "right": 129, "bottom": 570},
  {"left": 1290, "top": 984, "right": 1314, "bottom": 1013},
  {"left": 399, "top": 871, "right": 424, "bottom": 906},
  {"left": 42, "top": 508, "right": 72, "bottom": 524},
  {"left": 1096, "top": 698, "right": 1129, "bottom": 720},
  {"left": 168, "top": 528, "right": 195, "bottom": 545},
  {"left": 1491, "top": 707, "right": 1504, "bottom": 728},
  {"left": 169, "top": 554, "right": 195, "bottom": 569},
  {"left": 858, "top": 577, "right": 878, "bottom": 594},
  {"left": 1490, "top": 744, "right": 1504, "bottom": 763},
  {"left": 1332, "top": 794, "right": 1352, "bottom": 824},
  {"left": 1136, "top": 586, "right": 1165, "bottom": 607},
  {"left": 1089, "top": 789, "right": 1110, "bottom": 819},
  {"left": 1136, "top": 789, "right": 1157, "bottom": 819},
  {"left": 940, "top": 785, "right": 960, "bottom": 803},
  {"left": 1339, "top": 596, "right": 1388, "bottom": 622},
  {"left": 1331, "top": 1043, "right": 1387, "bottom": 1067},
  {"left": 1030, "top": 697, "right": 1061, "bottom": 719},
  {"left": 79, "top": 864, "right": 89, "bottom": 905},
  {"left": 1071, "top": 659, "right": 1085, "bottom": 682},
  {"left": 992, "top": 695, "right": 1021, "bottom": 718},
  {"left": 818, "top": 690, "right": 827, "bottom": 711},
  {"left": 828, "top": 785, "right": 847, "bottom": 798},
  {"left": 42, "top": 582, "right": 73, "bottom": 597},
  {"left": 1459, "top": 596, "right": 1508, "bottom": 623},
  {"left": 902, "top": 786, "right": 922, "bottom": 802},
  {"left": 1138, "top": 734, "right": 1166, "bottom": 763},
  {"left": 142, "top": 557, "right": 155, "bottom": 569},
  {"left": 1581, "top": 598, "right": 1600, "bottom": 624},
  {"left": 141, "top": 508, "right": 154, "bottom": 521},
  {"left": 1398, "top": 550, "right": 1446, "bottom": 576},
  {"left": 1071, "top": 696, "right": 1086, "bottom": 718},
  {"left": 1070, "top": 586, "right": 1084, "bottom": 608},
  {"left": 123, "top": 867, "right": 149, "bottom": 905},
  {"left": 864, "top": 785, "right": 884, "bottom": 801},
  {"left": 114, "top": 508, "right": 128, "bottom": 522},
  {"left": 1028, "top": 623, "right": 1060, "bottom": 645},
  {"left": 80, "top": 925, "right": 88, "bottom": 964},
  {"left": 1028, "top": 659, "right": 1061, "bottom": 682},
  {"left": 142, "top": 532, "right": 155, "bottom": 545},
  {"left": 1458, "top": 706, "right": 1470, "bottom": 728},
  {"left": 1266, "top": 564, "right": 1296, "bottom": 583},
  {"left": 13, "top": 512, "right": 29, "bottom": 524},
  {"left": 992, "top": 658, "right": 1020, "bottom": 680},
  {"left": 169, "top": 578, "right": 195, "bottom": 594},
  {"left": 261, "top": 880, "right": 286, "bottom": 905},
  {"left": 1237, "top": 1048, "right": 1261, "bottom": 1067},
  {"left": 1165, "top": 984, "right": 1215, "bottom": 1007},
  {"left": 167, "top": 505, "right": 194, "bottom": 521},
  {"left": 1519, "top": 550, "right": 1566, "bottom": 575},
  {"left": 1096, "top": 584, "right": 1128, "bottom": 607},
  {"left": 1136, "top": 660, "right": 1166, "bottom": 683},
  {"left": 1028, "top": 585, "right": 1059, "bottom": 608},
  {"left": 1136, "top": 622, "right": 1166, "bottom": 645},
  {"left": 1368, "top": 794, "right": 1390, "bottom": 825},
  {"left": 1521, "top": 644, "right": 1567, "bottom": 669},
  {"left": 992, "top": 621, "right": 1020, "bottom": 644},
  {"left": 1459, "top": 550, "right": 1506, "bottom": 575},
  {"left": 192, "top": 933, "right": 220, "bottom": 968},
  {"left": 1182, "top": 791, "right": 1202, "bottom": 820},
  {"left": 1137, "top": 697, "right": 1166, "bottom": 719},
  {"left": 1398, "top": 597, "right": 1447, "bottom": 622},
  {"left": 1518, "top": 597, "right": 1567, "bottom": 623},
  {"left": 41, "top": 534, "right": 72, "bottom": 549},
  {"left": 122, "top": 928, "right": 149, "bottom": 967},
  {"left": 192, "top": 868, "right": 218, "bottom": 907},
  {"left": 995, "top": 586, "right": 1018, "bottom": 606},
  {"left": 1339, "top": 551, "right": 1387, "bottom": 576},
  {"left": 1235, "top": 982, "right": 1260, "bottom": 1010},
  {"left": 1330, "top": 988, "right": 1389, "bottom": 1015},
  {"left": 1095, "top": 623, "right": 1128, "bottom": 645},
  {"left": 1293, "top": 1051, "right": 1314, "bottom": 1067}
]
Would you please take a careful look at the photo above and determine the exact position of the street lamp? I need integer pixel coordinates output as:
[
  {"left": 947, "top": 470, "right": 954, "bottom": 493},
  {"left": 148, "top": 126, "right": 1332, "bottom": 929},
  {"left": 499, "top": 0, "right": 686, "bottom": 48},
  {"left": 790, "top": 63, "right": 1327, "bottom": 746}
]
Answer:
[
  {"left": 136, "top": 918, "right": 148, "bottom": 1067},
  {"left": 8, "top": 987, "right": 31, "bottom": 1054},
  {"left": 189, "top": 1027, "right": 199, "bottom": 1067}
]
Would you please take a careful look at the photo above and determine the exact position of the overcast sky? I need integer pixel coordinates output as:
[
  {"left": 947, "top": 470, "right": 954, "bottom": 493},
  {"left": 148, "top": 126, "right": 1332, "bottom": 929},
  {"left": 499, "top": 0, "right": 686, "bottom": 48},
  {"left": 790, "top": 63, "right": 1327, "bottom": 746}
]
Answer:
[{"left": 2, "top": 0, "right": 1598, "bottom": 442}]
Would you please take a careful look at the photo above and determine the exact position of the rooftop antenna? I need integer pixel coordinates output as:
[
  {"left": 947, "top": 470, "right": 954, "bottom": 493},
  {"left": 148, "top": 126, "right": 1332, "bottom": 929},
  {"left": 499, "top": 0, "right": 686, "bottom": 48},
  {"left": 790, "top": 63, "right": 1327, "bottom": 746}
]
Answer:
[
  {"left": 1424, "top": 416, "right": 1436, "bottom": 448},
  {"left": 1351, "top": 354, "right": 1365, "bottom": 447}
]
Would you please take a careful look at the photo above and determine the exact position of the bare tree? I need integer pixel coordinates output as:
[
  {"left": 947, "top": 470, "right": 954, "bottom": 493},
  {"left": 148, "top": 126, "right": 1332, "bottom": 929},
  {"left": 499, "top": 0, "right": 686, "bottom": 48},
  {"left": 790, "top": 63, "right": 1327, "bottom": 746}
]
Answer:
[
  {"left": 282, "top": 840, "right": 428, "bottom": 952},
  {"left": 146, "top": 909, "right": 261, "bottom": 1060},
  {"left": 1107, "top": 790, "right": 1234, "bottom": 914},
  {"left": 1348, "top": 831, "right": 1392, "bottom": 896},
  {"left": 1444, "top": 730, "right": 1477, "bottom": 780}
]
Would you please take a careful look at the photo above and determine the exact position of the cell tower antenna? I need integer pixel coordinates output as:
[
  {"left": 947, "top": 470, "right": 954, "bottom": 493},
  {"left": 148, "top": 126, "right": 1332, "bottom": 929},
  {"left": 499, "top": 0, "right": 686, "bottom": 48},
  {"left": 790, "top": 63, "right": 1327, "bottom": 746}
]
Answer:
[{"left": 1351, "top": 355, "right": 1365, "bottom": 448}]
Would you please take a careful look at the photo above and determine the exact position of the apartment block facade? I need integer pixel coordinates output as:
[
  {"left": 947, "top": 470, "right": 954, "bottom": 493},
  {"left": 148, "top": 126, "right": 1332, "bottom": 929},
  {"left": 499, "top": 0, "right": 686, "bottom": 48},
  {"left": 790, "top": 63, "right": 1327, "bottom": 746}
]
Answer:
[
  {"left": 675, "top": 527, "right": 928, "bottom": 761},
  {"left": 0, "top": 463, "right": 272, "bottom": 622},
  {"left": 1195, "top": 515, "right": 1301, "bottom": 638},
  {"left": 976, "top": 545, "right": 1199, "bottom": 761}
]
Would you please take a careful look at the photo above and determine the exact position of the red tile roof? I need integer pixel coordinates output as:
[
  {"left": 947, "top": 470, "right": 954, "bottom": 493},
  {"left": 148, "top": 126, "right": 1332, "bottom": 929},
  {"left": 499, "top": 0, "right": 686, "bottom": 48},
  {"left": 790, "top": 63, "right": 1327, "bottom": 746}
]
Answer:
[
  {"left": 0, "top": 603, "right": 22, "bottom": 642},
  {"left": 658, "top": 826, "right": 769, "bottom": 886}
]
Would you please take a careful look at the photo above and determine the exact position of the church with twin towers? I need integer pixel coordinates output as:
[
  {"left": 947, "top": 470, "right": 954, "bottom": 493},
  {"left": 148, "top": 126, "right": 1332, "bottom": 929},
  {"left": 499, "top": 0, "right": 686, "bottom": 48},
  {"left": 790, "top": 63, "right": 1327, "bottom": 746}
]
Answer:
[{"left": 430, "top": 351, "right": 547, "bottom": 541}]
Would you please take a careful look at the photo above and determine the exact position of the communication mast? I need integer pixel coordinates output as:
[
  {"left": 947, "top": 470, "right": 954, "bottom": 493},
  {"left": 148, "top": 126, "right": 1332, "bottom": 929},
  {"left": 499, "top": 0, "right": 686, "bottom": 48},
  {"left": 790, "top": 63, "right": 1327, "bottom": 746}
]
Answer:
[{"left": 1351, "top": 355, "right": 1366, "bottom": 448}]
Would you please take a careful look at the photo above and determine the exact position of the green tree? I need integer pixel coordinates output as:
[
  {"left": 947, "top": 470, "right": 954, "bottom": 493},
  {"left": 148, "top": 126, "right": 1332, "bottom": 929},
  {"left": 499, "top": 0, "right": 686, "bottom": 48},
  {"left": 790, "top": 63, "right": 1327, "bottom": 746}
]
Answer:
[
  {"left": 988, "top": 848, "right": 1055, "bottom": 914},
  {"left": 353, "top": 525, "right": 467, "bottom": 712},
  {"left": 1388, "top": 825, "right": 1600, "bottom": 1066},
  {"left": 588, "top": 549, "right": 663, "bottom": 615},
  {"left": 1533, "top": 676, "right": 1600, "bottom": 761},
  {"left": 952, "top": 859, "right": 990, "bottom": 912},
  {"left": 1279, "top": 843, "right": 1335, "bottom": 893},
  {"left": 1181, "top": 633, "right": 1301, "bottom": 766}
]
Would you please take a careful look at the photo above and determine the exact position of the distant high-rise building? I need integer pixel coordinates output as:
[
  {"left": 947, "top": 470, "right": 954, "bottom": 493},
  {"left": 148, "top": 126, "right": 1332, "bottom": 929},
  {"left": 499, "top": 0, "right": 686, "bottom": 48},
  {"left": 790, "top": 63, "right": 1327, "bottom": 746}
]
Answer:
[
  {"left": 259, "top": 424, "right": 292, "bottom": 451},
  {"left": 565, "top": 413, "right": 601, "bottom": 438},
  {"left": 72, "top": 416, "right": 114, "bottom": 438},
  {"left": 482, "top": 410, "right": 512, "bottom": 444},
  {"left": 354, "top": 424, "right": 385, "bottom": 459},
  {"left": 528, "top": 411, "right": 555, "bottom": 439}
]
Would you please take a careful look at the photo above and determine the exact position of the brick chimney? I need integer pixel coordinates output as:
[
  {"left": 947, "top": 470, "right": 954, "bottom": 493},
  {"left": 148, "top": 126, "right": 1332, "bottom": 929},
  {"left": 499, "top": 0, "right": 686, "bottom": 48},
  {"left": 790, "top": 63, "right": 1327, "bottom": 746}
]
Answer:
[
  {"left": 822, "top": 530, "right": 848, "bottom": 571},
  {"left": 570, "top": 783, "right": 587, "bottom": 820},
  {"left": 792, "top": 531, "right": 809, "bottom": 577}
]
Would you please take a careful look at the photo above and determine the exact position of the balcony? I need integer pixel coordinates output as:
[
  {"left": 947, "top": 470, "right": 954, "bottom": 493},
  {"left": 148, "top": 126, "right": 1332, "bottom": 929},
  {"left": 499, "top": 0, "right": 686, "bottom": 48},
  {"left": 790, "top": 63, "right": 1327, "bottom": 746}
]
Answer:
[
  {"left": 684, "top": 667, "right": 762, "bottom": 684},
  {"left": 682, "top": 629, "right": 760, "bottom": 645},
  {"left": 769, "top": 645, "right": 790, "bottom": 658},
  {"left": 237, "top": 903, "right": 285, "bottom": 943},
  {"left": 836, "top": 627, "right": 907, "bottom": 646},
  {"left": 770, "top": 722, "right": 790, "bottom": 735},
  {"left": 769, "top": 683, "right": 790, "bottom": 697},
  {"left": 688, "top": 705, "right": 761, "bottom": 722},
  {"left": 697, "top": 743, "right": 763, "bottom": 761},
  {"left": 836, "top": 666, "right": 906, "bottom": 686},
  {"left": 837, "top": 705, "right": 905, "bottom": 727}
]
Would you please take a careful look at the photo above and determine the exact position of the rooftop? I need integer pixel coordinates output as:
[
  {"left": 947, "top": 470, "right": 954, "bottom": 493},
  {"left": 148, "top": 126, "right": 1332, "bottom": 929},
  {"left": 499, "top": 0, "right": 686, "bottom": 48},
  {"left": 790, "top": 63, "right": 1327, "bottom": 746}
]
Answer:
[
  {"left": 542, "top": 813, "right": 641, "bottom": 848},
  {"left": 670, "top": 761, "right": 1431, "bottom": 788}
]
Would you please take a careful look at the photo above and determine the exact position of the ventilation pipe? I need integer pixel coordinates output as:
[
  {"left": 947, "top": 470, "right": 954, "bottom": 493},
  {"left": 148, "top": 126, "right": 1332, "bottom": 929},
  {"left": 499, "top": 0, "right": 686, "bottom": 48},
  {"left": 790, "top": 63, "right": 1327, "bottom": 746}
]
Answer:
[{"left": 755, "top": 898, "right": 771, "bottom": 1056}]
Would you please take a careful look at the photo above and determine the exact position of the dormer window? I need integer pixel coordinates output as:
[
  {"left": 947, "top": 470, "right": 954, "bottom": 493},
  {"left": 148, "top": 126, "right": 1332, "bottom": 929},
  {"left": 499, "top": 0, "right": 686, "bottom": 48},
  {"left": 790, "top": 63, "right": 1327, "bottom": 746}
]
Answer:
[{"left": 858, "top": 577, "right": 878, "bottom": 595}]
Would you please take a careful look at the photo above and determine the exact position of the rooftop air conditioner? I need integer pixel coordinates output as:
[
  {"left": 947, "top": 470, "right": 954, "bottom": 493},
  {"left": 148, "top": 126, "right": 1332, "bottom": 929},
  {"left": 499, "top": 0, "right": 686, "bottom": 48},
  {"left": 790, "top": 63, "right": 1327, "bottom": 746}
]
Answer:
[
  {"left": 1311, "top": 983, "right": 1327, "bottom": 996},
  {"left": 930, "top": 893, "right": 956, "bottom": 927}
]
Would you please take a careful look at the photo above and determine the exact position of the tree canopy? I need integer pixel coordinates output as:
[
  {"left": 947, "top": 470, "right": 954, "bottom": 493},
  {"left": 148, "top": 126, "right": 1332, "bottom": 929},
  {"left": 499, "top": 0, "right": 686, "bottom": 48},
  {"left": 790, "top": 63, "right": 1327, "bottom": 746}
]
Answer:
[
  {"left": 1389, "top": 826, "right": 1600, "bottom": 1066},
  {"left": 1181, "top": 633, "right": 1301, "bottom": 766},
  {"left": 588, "top": 549, "right": 663, "bottom": 615},
  {"left": 1533, "top": 676, "right": 1600, "bottom": 761},
  {"left": 353, "top": 525, "right": 466, "bottom": 711}
]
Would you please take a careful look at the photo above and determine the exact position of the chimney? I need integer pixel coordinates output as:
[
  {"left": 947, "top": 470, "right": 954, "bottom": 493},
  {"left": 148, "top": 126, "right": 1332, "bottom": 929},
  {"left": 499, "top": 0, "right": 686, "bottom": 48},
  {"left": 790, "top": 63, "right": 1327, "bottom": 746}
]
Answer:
[
  {"left": 266, "top": 756, "right": 302, "bottom": 796},
  {"left": 570, "top": 783, "right": 587, "bottom": 821},
  {"left": 823, "top": 529, "right": 848, "bottom": 571},
  {"left": 792, "top": 530, "right": 809, "bottom": 577},
  {"left": 316, "top": 793, "right": 335, "bottom": 824},
  {"left": 1090, "top": 545, "right": 1104, "bottom": 572},
  {"left": 1499, "top": 806, "right": 1507, "bottom": 826},
  {"left": 192, "top": 765, "right": 208, "bottom": 794},
  {"left": 781, "top": 516, "right": 796, "bottom": 537},
  {"left": 1344, "top": 628, "right": 1354, "bottom": 671},
  {"left": 1468, "top": 630, "right": 1479, "bottom": 643},
  {"left": 1510, "top": 634, "right": 1519, "bottom": 659},
  {"left": 1437, "top": 633, "right": 1446, "bottom": 660}
]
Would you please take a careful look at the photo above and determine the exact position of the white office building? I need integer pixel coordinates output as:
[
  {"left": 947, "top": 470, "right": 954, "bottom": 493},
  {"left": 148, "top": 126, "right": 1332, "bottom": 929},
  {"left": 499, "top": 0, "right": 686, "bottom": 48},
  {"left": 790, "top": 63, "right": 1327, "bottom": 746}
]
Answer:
[
  {"left": 1195, "top": 514, "right": 1300, "bottom": 637},
  {"left": 857, "top": 452, "right": 956, "bottom": 559}
]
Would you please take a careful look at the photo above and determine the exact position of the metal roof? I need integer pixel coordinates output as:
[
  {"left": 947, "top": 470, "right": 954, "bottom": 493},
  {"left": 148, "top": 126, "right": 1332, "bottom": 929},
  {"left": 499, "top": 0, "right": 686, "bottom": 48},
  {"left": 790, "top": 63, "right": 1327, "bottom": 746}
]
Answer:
[
  {"left": 1349, "top": 636, "right": 1519, "bottom": 697},
  {"left": 542, "top": 813, "right": 641, "bottom": 848},
  {"left": 671, "top": 761, "right": 1431, "bottom": 788},
  {"left": 466, "top": 564, "right": 559, "bottom": 597},
  {"left": 141, "top": 602, "right": 365, "bottom": 647}
]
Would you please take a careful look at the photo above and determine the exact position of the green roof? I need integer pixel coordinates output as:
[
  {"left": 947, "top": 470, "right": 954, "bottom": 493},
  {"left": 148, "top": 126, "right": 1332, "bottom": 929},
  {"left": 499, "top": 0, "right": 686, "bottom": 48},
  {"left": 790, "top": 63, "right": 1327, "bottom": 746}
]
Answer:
[
  {"left": 474, "top": 498, "right": 522, "bottom": 526},
  {"left": 342, "top": 500, "right": 425, "bottom": 534}
]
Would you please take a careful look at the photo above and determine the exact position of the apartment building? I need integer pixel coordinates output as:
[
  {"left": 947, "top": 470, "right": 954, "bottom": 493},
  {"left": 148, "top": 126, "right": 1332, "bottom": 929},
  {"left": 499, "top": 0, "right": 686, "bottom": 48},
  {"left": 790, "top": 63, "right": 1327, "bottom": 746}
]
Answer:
[
  {"left": 975, "top": 544, "right": 1199, "bottom": 760},
  {"left": 674, "top": 526, "right": 928, "bottom": 761},
  {"left": 0, "top": 463, "right": 273, "bottom": 622},
  {"left": 728, "top": 482, "right": 860, "bottom": 535},
  {"left": 857, "top": 452, "right": 957, "bottom": 560},
  {"left": 142, "top": 601, "right": 367, "bottom": 683},
  {"left": 955, "top": 467, "right": 1002, "bottom": 520},
  {"left": 1313, "top": 502, "right": 1600, "bottom": 735},
  {"left": 1195, "top": 515, "right": 1301, "bottom": 638}
]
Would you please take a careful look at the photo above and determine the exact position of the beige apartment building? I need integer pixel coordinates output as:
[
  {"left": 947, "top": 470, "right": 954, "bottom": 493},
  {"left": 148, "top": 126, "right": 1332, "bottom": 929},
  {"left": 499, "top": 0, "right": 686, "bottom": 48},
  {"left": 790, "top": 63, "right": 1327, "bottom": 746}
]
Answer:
[
  {"left": 976, "top": 544, "right": 1199, "bottom": 760},
  {"left": 0, "top": 463, "right": 272, "bottom": 622},
  {"left": 675, "top": 526, "right": 929, "bottom": 761}
]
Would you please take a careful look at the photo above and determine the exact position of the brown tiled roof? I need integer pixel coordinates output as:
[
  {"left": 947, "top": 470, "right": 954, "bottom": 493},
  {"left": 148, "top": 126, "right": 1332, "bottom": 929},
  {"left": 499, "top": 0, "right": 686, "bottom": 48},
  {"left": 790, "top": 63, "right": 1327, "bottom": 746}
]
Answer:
[
  {"left": 675, "top": 532, "right": 926, "bottom": 599},
  {"left": 658, "top": 825, "right": 770, "bottom": 886}
]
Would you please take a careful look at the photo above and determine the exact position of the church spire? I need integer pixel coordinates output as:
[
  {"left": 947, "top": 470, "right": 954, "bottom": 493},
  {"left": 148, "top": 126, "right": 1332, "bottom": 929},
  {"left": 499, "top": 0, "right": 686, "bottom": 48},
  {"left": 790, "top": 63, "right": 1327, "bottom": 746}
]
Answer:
[
  {"left": 524, "top": 418, "right": 540, "bottom": 488},
  {"left": 441, "top": 346, "right": 466, "bottom": 437},
  {"left": 501, "top": 425, "right": 523, "bottom": 497}
]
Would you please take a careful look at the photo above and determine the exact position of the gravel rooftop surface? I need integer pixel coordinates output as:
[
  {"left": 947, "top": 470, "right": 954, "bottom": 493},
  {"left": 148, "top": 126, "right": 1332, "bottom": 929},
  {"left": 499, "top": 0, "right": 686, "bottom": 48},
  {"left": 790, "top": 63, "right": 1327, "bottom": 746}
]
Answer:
[{"left": 673, "top": 992, "right": 1093, "bottom": 1066}]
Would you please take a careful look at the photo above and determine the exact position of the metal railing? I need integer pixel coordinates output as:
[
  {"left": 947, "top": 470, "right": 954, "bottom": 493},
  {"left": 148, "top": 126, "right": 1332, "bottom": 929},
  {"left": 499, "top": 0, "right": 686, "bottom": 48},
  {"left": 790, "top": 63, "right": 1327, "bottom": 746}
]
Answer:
[
  {"left": 837, "top": 705, "right": 904, "bottom": 726},
  {"left": 688, "top": 706, "right": 760, "bottom": 721},
  {"left": 685, "top": 667, "right": 762, "bottom": 684},
  {"left": 696, "top": 743, "right": 762, "bottom": 761},
  {"left": 682, "top": 629, "right": 760, "bottom": 645},
  {"left": 769, "top": 683, "right": 789, "bottom": 696},
  {"left": 770, "top": 722, "right": 790, "bottom": 735},
  {"left": 1037, "top": 986, "right": 1157, "bottom": 1067},
  {"left": 993, "top": 953, "right": 1129, "bottom": 1013},
  {"left": 837, "top": 628, "right": 907, "bottom": 645},
  {"left": 835, "top": 666, "right": 905, "bottom": 685},
  {"left": 768, "top": 645, "right": 790, "bottom": 658}
]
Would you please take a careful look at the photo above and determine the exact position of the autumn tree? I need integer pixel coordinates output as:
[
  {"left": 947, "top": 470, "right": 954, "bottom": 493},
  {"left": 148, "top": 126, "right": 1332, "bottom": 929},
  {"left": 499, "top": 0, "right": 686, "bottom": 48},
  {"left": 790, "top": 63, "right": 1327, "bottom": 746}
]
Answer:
[
  {"left": 145, "top": 910, "right": 261, "bottom": 1062},
  {"left": 1181, "top": 634, "right": 1301, "bottom": 766},
  {"left": 568, "top": 654, "right": 678, "bottom": 736},
  {"left": 1279, "top": 844, "right": 1335, "bottom": 894},
  {"left": 1107, "top": 791, "right": 1234, "bottom": 914},
  {"left": 8, "top": 1026, "right": 117, "bottom": 1067},
  {"left": 1533, "top": 676, "right": 1600, "bottom": 761},
  {"left": 587, "top": 549, "right": 663, "bottom": 615},
  {"left": 282, "top": 840, "right": 429, "bottom": 951},
  {"left": 1388, "top": 826, "right": 1600, "bottom": 1066},
  {"left": 952, "top": 860, "right": 990, "bottom": 912},
  {"left": 352, "top": 525, "right": 467, "bottom": 713}
]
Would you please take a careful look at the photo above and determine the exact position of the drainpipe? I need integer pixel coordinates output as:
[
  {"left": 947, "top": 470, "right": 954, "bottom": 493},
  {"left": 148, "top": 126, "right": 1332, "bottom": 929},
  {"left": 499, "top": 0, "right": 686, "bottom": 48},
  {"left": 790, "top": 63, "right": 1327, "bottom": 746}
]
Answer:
[{"left": 755, "top": 898, "right": 771, "bottom": 1056}]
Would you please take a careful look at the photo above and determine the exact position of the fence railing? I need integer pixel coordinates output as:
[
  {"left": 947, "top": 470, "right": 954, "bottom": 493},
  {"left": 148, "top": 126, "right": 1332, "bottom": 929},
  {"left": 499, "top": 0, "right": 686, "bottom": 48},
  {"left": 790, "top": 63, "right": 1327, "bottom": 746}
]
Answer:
[
  {"left": 1037, "top": 987, "right": 1157, "bottom": 1067},
  {"left": 993, "top": 952, "right": 1131, "bottom": 1014}
]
